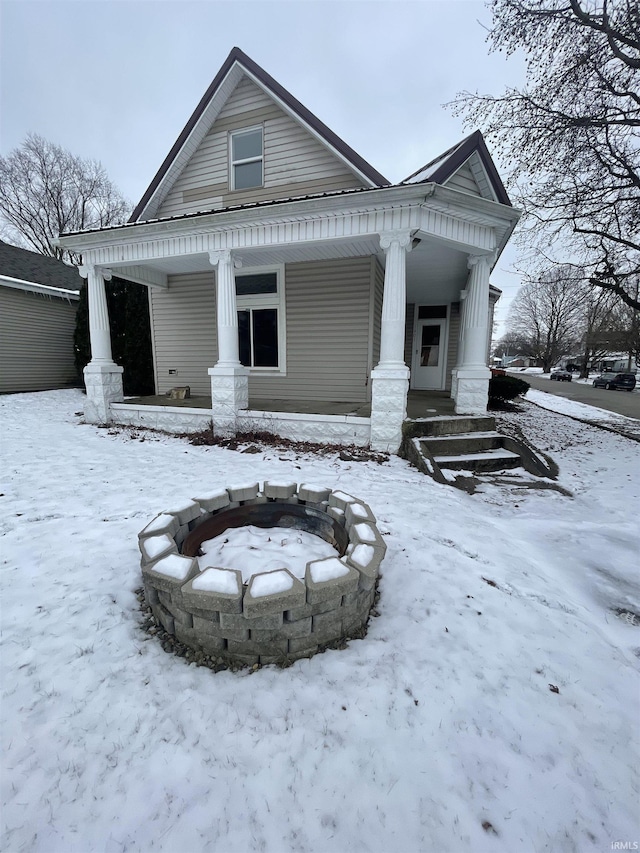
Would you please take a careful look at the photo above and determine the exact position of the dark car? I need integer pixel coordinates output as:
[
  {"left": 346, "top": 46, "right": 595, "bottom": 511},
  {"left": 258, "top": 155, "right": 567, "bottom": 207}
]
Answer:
[
  {"left": 550, "top": 369, "right": 572, "bottom": 382},
  {"left": 592, "top": 372, "right": 637, "bottom": 391}
]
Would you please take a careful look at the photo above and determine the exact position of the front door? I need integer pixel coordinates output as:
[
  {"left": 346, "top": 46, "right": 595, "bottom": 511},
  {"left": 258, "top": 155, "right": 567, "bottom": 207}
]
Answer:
[{"left": 412, "top": 319, "right": 446, "bottom": 389}]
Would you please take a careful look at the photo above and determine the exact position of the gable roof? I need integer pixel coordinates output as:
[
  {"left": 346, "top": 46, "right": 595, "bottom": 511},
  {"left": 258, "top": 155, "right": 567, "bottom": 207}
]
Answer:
[
  {"left": 130, "top": 47, "right": 389, "bottom": 223},
  {"left": 0, "top": 241, "right": 82, "bottom": 292},
  {"left": 402, "top": 130, "right": 511, "bottom": 206}
]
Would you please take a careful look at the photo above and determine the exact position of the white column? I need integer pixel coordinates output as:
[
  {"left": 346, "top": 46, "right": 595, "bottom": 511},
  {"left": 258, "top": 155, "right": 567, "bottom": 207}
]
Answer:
[
  {"left": 79, "top": 264, "right": 115, "bottom": 364},
  {"left": 208, "top": 250, "right": 248, "bottom": 436},
  {"left": 210, "top": 250, "right": 242, "bottom": 368},
  {"left": 78, "top": 264, "right": 123, "bottom": 424},
  {"left": 370, "top": 230, "right": 412, "bottom": 453},
  {"left": 453, "top": 253, "right": 493, "bottom": 415}
]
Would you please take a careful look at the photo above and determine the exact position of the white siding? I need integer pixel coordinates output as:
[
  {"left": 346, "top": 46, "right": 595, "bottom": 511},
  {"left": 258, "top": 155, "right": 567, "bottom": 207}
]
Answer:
[
  {"left": 157, "top": 76, "right": 365, "bottom": 218},
  {"left": 0, "top": 287, "right": 78, "bottom": 393}
]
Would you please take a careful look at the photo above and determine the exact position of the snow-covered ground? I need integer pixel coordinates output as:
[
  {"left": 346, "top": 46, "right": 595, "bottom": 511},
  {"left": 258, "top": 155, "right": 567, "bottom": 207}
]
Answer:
[{"left": 1, "top": 390, "right": 639, "bottom": 853}]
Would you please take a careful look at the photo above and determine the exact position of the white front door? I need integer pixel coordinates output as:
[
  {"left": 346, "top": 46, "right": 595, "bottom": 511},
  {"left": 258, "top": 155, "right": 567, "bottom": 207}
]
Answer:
[{"left": 412, "top": 318, "right": 447, "bottom": 389}]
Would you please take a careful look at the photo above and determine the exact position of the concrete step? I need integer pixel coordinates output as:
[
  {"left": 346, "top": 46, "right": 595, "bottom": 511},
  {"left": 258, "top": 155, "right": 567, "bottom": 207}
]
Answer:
[
  {"left": 433, "top": 448, "right": 522, "bottom": 473},
  {"left": 405, "top": 415, "right": 496, "bottom": 438},
  {"left": 420, "top": 431, "right": 504, "bottom": 456}
]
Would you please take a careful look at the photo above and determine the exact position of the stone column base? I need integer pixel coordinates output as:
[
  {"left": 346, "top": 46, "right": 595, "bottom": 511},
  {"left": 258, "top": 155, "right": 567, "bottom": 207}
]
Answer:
[
  {"left": 450, "top": 368, "right": 459, "bottom": 400},
  {"left": 83, "top": 362, "right": 124, "bottom": 424},
  {"left": 208, "top": 365, "right": 249, "bottom": 436},
  {"left": 454, "top": 367, "right": 490, "bottom": 415},
  {"left": 370, "top": 366, "right": 409, "bottom": 453}
]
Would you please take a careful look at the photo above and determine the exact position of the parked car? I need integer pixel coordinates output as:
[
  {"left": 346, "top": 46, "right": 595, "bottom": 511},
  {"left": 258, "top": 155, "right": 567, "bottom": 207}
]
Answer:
[
  {"left": 550, "top": 368, "right": 572, "bottom": 382},
  {"left": 592, "top": 373, "right": 637, "bottom": 391}
]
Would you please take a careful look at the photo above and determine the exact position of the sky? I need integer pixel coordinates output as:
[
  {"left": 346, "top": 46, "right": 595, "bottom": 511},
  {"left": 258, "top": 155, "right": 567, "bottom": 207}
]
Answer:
[{"left": 0, "top": 0, "right": 528, "bottom": 334}]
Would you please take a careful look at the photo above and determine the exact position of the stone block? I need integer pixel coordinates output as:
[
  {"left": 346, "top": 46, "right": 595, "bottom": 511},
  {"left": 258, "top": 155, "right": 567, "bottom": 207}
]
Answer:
[
  {"left": 158, "top": 590, "right": 172, "bottom": 609},
  {"left": 193, "top": 489, "right": 230, "bottom": 513},
  {"left": 247, "top": 495, "right": 268, "bottom": 505},
  {"left": 348, "top": 523, "right": 387, "bottom": 556},
  {"left": 345, "top": 501, "right": 376, "bottom": 530},
  {"left": 284, "top": 596, "right": 342, "bottom": 621},
  {"left": 252, "top": 617, "right": 312, "bottom": 642},
  {"left": 139, "top": 533, "right": 177, "bottom": 566},
  {"left": 287, "top": 637, "right": 319, "bottom": 657},
  {"left": 298, "top": 484, "right": 331, "bottom": 504},
  {"left": 343, "top": 612, "right": 367, "bottom": 634},
  {"left": 143, "top": 583, "right": 159, "bottom": 606},
  {"left": 142, "top": 554, "right": 199, "bottom": 595},
  {"left": 153, "top": 603, "right": 175, "bottom": 636},
  {"left": 165, "top": 499, "right": 201, "bottom": 526},
  {"left": 264, "top": 481, "right": 297, "bottom": 500},
  {"left": 328, "top": 490, "right": 358, "bottom": 511},
  {"left": 227, "top": 639, "right": 288, "bottom": 658},
  {"left": 174, "top": 622, "right": 197, "bottom": 645},
  {"left": 167, "top": 604, "right": 193, "bottom": 628},
  {"left": 243, "top": 612, "right": 284, "bottom": 631},
  {"left": 226, "top": 651, "right": 260, "bottom": 666},
  {"left": 196, "top": 635, "right": 226, "bottom": 655},
  {"left": 243, "top": 570, "right": 306, "bottom": 619},
  {"left": 139, "top": 513, "right": 180, "bottom": 540},
  {"left": 327, "top": 506, "right": 346, "bottom": 523},
  {"left": 181, "top": 567, "right": 243, "bottom": 614},
  {"left": 346, "top": 543, "right": 385, "bottom": 590},
  {"left": 193, "top": 614, "right": 220, "bottom": 635},
  {"left": 174, "top": 523, "right": 190, "bottom": 548},
  {"left": 305, "top": 558, "right": 359, "bottom": 605},
  {"left": 227, "top": 482, "right": 259, "bottom": 503},
  {"left": 219, "top": 612, "right": 250, "bottom": 630},
  {"left": 188, "top": 511, "right": 211, "bottom": 531},
  {"left": 218, "top": 623, "right": 250, "bottom": 642},
  {"left": 312, "top": 610, "right": 344, "bottom": 637}
]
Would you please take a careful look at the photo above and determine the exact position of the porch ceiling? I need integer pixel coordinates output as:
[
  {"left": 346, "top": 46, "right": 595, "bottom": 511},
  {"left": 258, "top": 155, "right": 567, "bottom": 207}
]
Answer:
[{"left": 113, "top": 232, "right": 469, "bottom": 302}]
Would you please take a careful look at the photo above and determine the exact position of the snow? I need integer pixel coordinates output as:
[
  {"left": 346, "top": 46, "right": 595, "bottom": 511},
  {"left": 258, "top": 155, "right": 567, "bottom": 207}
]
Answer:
[
  {"left": 309, "top": 557, "right": 350, "bottom": 583},
  {"left": 192, "top": 567, "right": 239, "bottom": 595},
  {"left": 353, "top": 522, "right": 376, "bottom": 542},
  {"left": 150, "top": 553, "right": 194, "bottom": 581},
  {"left": 350, "top": 544, "right": 375, "bottom": 567},
  {"left": 249, "top": 569, "right": 294, "bottom": 598},
  {"left": 141, "top": 533, "right": 175, "bottom": 560},
  {"left": 1, "top": 389, "right": 639, "bottom": 853},
  {"left": 199, "top": 524, "right": 336, "bottom": 582}
]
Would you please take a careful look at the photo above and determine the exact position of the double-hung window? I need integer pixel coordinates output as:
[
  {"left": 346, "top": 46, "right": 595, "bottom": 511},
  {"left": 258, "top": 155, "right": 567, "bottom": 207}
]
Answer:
[
  {"left": 230, "top": 126, "right": 263, "bottom": 190},
  {"left": 235, "top": 266, "right": 285, "bottom": 373}
]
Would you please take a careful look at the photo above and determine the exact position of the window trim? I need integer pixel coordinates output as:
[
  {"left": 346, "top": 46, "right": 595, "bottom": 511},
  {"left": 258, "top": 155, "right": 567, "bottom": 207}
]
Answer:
[
  {"left": 229, "top": 125, "right": 264, "bottom": 192},
  {"left": 235, "top": 264, "right": 286, "bottom": 375}
]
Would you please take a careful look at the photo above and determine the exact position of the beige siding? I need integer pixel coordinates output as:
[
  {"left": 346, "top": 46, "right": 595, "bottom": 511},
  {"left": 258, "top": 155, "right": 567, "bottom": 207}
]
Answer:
[
  {"left": 371, "top": 259, "right": 384, "bottom": 371},
  {"left": 149, "top": 258, "right": 374, "bottom": 403},
  {"left": 250, "top": 257, "right": 373, "bottom": 402},
  {"left": 149, "top": 272, "right": 217, "bottom": 395},
  {"left": 158, "top": 76, "right": 365, "bottom": 218},
  {"left": 444, "top": 161, "right": 482, "bottom": 197},
  {"left": 404, "top": 303, "right": 415, "bottom": 369},
  {"left": 446, "top": 302, "right": 461, "bottom": 390},
  {"left": 0, "top": 287, "right": 78, "bottom": 393}
]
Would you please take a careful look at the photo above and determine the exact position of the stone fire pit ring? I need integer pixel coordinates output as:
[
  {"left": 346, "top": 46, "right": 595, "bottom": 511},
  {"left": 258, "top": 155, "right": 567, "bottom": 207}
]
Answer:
[{"left": 138, "top": 482, "right": 386, "bottom": 666}]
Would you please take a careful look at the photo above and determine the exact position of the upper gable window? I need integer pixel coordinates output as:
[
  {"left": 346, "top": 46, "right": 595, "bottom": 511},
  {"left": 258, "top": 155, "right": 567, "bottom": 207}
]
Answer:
[{"left": 230, "top": 127, "right": 263, "bottom": 191}]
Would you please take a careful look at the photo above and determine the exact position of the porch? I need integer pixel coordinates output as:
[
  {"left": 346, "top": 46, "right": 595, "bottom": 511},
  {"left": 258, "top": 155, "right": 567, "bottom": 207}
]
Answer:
[{"left": 110, "top": 390, "right": 456, "bottom": 445}]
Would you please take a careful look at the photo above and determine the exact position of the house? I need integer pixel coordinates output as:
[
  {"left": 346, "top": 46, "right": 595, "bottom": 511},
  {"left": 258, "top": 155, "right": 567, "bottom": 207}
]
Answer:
[
  {"left": 57, "top": 47, "right": 520, "bottom": 452},
  {"left": 0, "top": 241, "right": 81, "bottom": 393}
]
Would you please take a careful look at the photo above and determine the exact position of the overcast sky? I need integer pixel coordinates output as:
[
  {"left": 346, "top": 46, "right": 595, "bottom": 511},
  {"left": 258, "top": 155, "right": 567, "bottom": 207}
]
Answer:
[{"left": 0, "top": 0, "right": 528, "bottom": 334}]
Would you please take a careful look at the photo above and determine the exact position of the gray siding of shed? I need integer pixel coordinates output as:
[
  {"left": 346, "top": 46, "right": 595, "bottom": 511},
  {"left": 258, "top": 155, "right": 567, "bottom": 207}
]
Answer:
[
  {"left": 149, "top": 257, "right": 375, "bottom": 402},
  {"left": 0, "top": 287, "right": 78, "bottom": 393},
  {"left": 157, "top": 76, "right": 365, "bottom": 219}
]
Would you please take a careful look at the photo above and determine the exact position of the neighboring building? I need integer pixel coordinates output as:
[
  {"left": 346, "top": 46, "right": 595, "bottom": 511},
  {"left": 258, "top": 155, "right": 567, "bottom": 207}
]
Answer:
[
  {"left": 0, "top": 241, "right": 81, "bottom": 393},
  {"left": 58, "top": 47, "right": 520, "bottom": 451}
]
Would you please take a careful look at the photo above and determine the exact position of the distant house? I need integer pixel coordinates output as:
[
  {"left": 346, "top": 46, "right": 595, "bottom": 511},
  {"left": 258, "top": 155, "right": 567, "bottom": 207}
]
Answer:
[
  {"left": 58, "top": 47, "right": 519, "bottom": 451},
  {"left": 0, "top": 241, "right": 81, "bottom": 393}
]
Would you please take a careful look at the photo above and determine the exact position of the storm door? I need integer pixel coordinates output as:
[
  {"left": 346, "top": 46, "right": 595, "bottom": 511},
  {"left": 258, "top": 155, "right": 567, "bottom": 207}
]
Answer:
[{"left": 411, "top": 306, "right": 447, "bottom": 389}]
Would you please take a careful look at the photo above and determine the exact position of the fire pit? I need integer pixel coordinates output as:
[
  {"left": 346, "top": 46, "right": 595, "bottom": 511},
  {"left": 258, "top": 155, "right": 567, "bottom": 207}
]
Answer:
[{"left": 138, "top": 481, "right": 386, "bottom": 666}]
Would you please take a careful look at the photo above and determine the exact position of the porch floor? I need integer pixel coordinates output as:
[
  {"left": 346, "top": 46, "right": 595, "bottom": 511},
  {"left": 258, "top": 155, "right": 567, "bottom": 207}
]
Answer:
[{"left": 123, "top": 390, "right": 455, "bottom": 419}]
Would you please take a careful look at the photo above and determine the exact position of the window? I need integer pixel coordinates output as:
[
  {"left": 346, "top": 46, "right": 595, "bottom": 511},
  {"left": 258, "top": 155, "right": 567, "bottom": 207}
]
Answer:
[
  {"left": 235, "top": 267, "right": 285, "bottom": 372},
  {"left": 230, "top": 127, "right": 263, "bottom": 190}
]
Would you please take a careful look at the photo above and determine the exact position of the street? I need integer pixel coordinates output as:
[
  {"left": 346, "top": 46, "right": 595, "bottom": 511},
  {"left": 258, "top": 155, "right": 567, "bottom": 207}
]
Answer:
[{"left": 510, "top": 372, "right": 640, "bottom": 420}]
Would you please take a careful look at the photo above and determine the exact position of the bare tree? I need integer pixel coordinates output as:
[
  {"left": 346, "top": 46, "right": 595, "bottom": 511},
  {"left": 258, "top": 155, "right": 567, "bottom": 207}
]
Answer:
[
  {"left": 452, "top": 0, "right": 640, "bottom": 311},
  {"left": 575, "top": 286, "right": 620, "bottom": 377},
  {"left": 506, "top": 266, "right": 584, "bottom": 371},
  {"left": 0, "top": 134, "right": 129, "bottom": 264}
]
